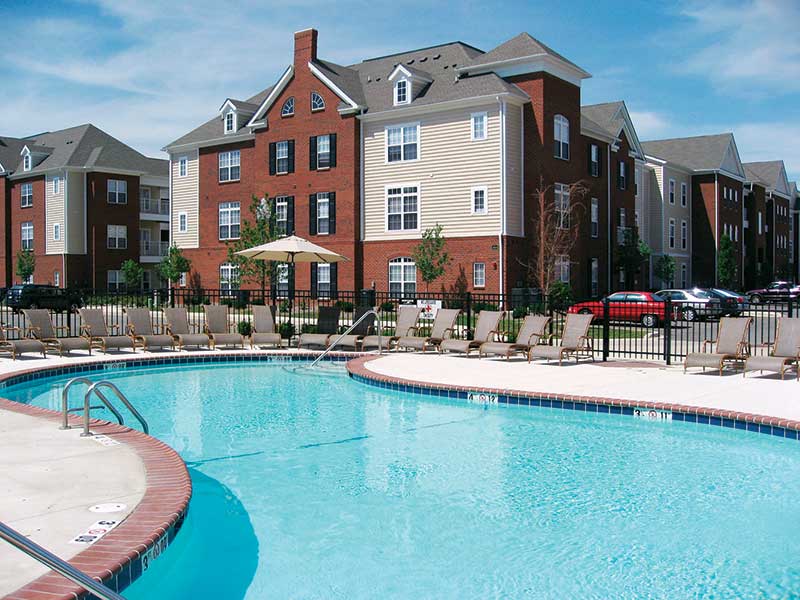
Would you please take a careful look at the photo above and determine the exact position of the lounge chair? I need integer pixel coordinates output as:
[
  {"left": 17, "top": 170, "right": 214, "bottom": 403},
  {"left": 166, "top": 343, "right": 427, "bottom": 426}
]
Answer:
[
  {"left": 328, "top": 306, "right": 376, "bottom": 351},
  {"left": 744, "top": 317, "right": 799, "bottom": 380},
  {"left": 125, "top": 308, "right": 175, "bottom": 351},
  {"left": 479, "top": 314, "right": 551, "bottom": 360},
  {"left": 684, "top": 316, "right": 752, "bottom": 375},
  {"left": 164, "top": 308, "right": 212, "bottom": 350},
  {"left": 250, "top": 305, "right": 283, "bottom": 349},
  {"left": 203, "top": 305, "right": 245, "bottom": 348},
  {"left": 297, "top": 306, "right": 341, "bottom": 349},
  {"left": 0, "top": 325, "right": 46, "bottom": 360},
  {"left": 440, "top": 310, "right": 503, "bottom": 356},
  {"left": 23, "top": 309, "right": 91, "bottom": 356},
  {"left": 528, "top": 313, "right": 594, "bottom": 365},
  {"left": 79, "top": 308, "right": 136, "bottom": 353},
  {"left": 396, "top": 308, "right": 460, "bottom": 352},
  {"left": 361, "top": 305, "right": 421, "bottom": 351}
]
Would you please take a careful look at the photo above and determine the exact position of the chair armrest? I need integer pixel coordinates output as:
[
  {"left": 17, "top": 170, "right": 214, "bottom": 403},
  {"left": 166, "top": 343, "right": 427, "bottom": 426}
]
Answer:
[
  {"left": 579, "top": 335, "right": 594, "bottom": 351},
  {"left": 80, "top": 325, "right": 91, "bottom": 336},
  {"left": 526, "top": 332, "right": 543, "bottom": 346},
  {"left": 2, "top": 326, "right": 21, "bottom": 333},
  {"left": 404, "top": 326, "right": 418, "bottom": 336},
  {"left": 109, "top": 324, "right": 120, "bottom": 334},
  {"left": 441, "top": 327, "right": 455, "bottom": 340},
  {"left": 487, "top": 329, "right": 501, "bottom": 343},
  {"left": 53, "top": 325, "right": 69, "bottom": 335},
  {"left": 701, "top": 339, "right": 715, "bottom": 352}
]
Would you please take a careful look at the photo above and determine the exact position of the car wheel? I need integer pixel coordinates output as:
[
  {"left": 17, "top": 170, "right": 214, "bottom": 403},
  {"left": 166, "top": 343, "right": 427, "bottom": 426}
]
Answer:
[
  {"left": 749, "top": 294, "right": 763, "bottom": 304},
  {"left": 641, "top": 314, "right": 658, "bottom": 328},
  {"left": 578, "top": 308, "right": 592, "bottom": 315},
  {"left": 682, "top": 307, "right": 697, "bottom": 322}
]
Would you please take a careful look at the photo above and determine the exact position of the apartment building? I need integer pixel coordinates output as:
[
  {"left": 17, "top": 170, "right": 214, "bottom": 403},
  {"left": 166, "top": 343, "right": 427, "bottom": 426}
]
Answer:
[
  {"left": 167, "top": 29, "right": 645, "bottom": 298},
  {"left": 641, "top": 134, "right": 746, "bottom": 288},
  {"left": 0, "top": 125, "right": 169, "bottom": 289}
]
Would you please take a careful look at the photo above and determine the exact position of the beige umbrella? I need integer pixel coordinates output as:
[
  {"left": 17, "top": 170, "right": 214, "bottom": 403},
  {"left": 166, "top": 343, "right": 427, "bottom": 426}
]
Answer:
[{"left": 235, "top": 235, "right": 350, "bottom": 264}]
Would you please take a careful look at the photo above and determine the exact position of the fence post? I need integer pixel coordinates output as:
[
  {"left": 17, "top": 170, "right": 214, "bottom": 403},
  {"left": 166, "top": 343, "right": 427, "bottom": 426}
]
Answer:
[
  {"left": 602, "top": 297, "right": 610, "bottom": 362},
  {"left": 465, "top": 292, "right": 472, "bottom": 340},
  {"left": 789, "top": 297, "right": 794, "bottom": 318},
  {"left": 663, "top": 297, "right": 672, "bottom": 365}
]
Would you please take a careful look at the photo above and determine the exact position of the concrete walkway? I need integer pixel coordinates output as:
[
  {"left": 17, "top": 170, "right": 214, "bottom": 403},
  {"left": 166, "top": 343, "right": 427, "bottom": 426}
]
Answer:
[{"left": 364, "top": 353, "right": 800, "bottom": 421}]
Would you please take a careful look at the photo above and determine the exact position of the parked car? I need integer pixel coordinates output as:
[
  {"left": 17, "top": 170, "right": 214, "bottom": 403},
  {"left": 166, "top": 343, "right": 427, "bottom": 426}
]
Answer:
[
  {"left": 568, "top": 291, "right": 666, "bottom": 328},
  {"left": 698, "top": 288, "right": 748, "bottom": 316},
  {"left": 656, "top": 289, "right": 724, "bottom": 321},
  {"left": 4, "top": 284, "right": 83, "bottom": 312},
  {"left": 746, "top": 281, "right": 800, "bottom": 304}
]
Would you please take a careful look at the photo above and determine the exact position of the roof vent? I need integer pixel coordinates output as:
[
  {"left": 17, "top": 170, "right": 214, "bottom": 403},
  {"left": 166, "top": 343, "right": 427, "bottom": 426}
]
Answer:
[
  {"left": 443, "top": 65, "right": 448, "bottom": 69},
  {"left": 452, "top": 64, "right": 457, "bottom": 68},
  {"left": 367, "top": 75, "right": 372, "bottom": 82},
  {"left": 433, "top": 54, "right": 441, "bottom": 60},
  {"left": 376, "top": 77, "right": 381, "bottom": 81},
  {"left": 407, "top": 59, "right": 414, "bottom": 64},
  {"left": 420, "top": 57, "right": 427, "bottom": 62}
]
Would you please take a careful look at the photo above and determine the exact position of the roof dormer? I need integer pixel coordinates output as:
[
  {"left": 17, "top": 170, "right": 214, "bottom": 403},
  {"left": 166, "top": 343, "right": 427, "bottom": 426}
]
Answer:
[
  {"left": 20, "top": 145, "right": 51, "bottom": 172},
  {"left": 388, "top": 64, "right": 432, "bottom": 106},
  {"left": 22, "top": 147, "right": 31, "bottom": 171},
  {"left": 219, "top": 99, "right": 258, "bottom": 135}
]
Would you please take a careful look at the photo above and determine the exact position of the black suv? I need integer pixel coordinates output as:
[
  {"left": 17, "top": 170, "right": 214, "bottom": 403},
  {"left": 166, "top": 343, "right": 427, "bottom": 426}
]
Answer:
[{"left": 4, "top": 285, "right": 83, "bottom": 312}]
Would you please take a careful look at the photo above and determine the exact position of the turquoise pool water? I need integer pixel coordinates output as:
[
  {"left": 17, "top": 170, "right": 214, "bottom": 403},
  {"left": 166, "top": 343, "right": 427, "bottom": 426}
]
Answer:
[{"left": 5, "top": 361, "right": 800, "bottom": 598}]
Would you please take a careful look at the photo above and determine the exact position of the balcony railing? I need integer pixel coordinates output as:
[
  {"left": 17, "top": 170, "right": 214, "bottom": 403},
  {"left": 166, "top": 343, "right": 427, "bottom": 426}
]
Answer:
[
  {"left": 141, "top": 240, "right": 169, "bottom": 257},
  {"left": 141, "top": 198, "right": 170, "bottom": 216}
]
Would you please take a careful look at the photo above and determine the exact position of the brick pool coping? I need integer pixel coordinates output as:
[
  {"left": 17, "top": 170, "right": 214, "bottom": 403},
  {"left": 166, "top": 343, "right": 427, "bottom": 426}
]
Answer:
[
  {"left": 0, "top": 350, "right": 360, "bottom": 600},
  {"left": 346, "top": 355, "right": 800, "bottom": 439}
]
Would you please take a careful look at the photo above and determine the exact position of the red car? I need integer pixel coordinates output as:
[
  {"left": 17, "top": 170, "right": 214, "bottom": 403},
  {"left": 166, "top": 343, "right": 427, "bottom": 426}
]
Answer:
[{"left": 568, "top": 291, "right": 667, "bottom": 328}]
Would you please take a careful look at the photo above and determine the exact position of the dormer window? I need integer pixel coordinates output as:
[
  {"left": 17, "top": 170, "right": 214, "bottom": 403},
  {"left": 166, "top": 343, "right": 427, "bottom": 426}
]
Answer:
[
  {"left": 394, "top": 79, "right": 409, "bottom": 105},
  {"left": 281, "top": 97, "right": 295, "bottom": 117},
  {"left": 224, "top": 111, "right": 236, "bottom": 134},
  {"left": 311, "top": 92, "right": 325, "bottom": 112},
  {"left": 22, "top": 152, "right": 31, "bottom": 172}
]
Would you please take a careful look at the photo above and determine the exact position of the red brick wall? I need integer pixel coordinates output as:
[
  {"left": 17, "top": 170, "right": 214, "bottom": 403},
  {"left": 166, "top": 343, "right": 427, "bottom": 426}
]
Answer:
[
  {"left": 692, "top": 173, "right": 743, "bottom": 286},
  {"left": 0, "top": 176, "right": 10, "bottom": 286},
  {"left": 771, "top": 195, "right": 792, "bottom": 279},
  {"left": 744, "top": 184, "right": 767, "bottom": 288},
  {"left": 8, "top": 175, "right": 60, "bottom": 285}
]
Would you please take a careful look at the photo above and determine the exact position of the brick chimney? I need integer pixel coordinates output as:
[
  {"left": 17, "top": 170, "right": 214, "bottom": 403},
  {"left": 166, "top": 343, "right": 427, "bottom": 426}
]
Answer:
[{"left": 294, "top": 28, "right": 318, "bottom": 65}]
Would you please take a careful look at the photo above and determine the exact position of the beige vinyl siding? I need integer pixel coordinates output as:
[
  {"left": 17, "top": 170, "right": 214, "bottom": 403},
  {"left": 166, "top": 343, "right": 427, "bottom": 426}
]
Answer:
[
  {"left": 363, "top": 105, "right": 502, "bottom": 241},
  {"left": 662, "top": 165, "right": 692, "bottom": 259},
  {"left": 171, "top": 151, "right": 199, "bottom": 248},
  {"left": 45, "top": 172, "right": 66, "bottom": 254},
  {"left": 66, "top": 171, "right": 86, "bottom": 254},
  {"left": 505, "top": 104, "right": 523, "bottom": 237},
  {"left": 646, "top": 164, "right": 664, "bottom": 254}
]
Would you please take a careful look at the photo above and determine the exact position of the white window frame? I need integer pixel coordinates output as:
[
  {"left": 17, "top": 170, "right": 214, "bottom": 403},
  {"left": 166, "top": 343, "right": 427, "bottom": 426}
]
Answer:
[
  {"left": 389, "top": 257, "right": 416, "bottom": 298},
  {"left": 590, "top": 258, "right": 599, "bottom": 297},
  {"left": 54, "top": 270, "right": 60, "bottom": 287},
  {"left": 555, "top": 255, "right": 570, "bottom": 283},
  {"left": 178, "top": 156, "right": 188, "bottom": 177},
  {"left": 385, "top": 123, "right": 420, "bottom": 163},
  {"left": 311, "top": 91, "right": 325, "bottom": 111},
  {"left": 553, "top": 114, "right": 570, "bottom": 160},
  {"left": 276, "top": 141, "right": 289, "bottom": 174},
  {"left": 224, "top": 111, "right": 236, "bottom": 134},
  {"left": 22, "top": 153, "right": 31, "bottom": 172},
  {"left": 681, "top": 220, "right": 687, "bottom": 250},
  {"left": 219, "top": 262, "right": 240, "bottom": 293},
  {"left": 107, "top": 225, "right": 128, "bottom": 249},
  {"left": 590, "top": 144, "right": 600, "bottom": 177},
  {"left": 473, "top": 262, "right": 486, "bottom": 288},
  {"left": 178, "top": 211, "right": 188, "bottom": 233},
  {"left": 680, "top": 263, "right": 688, "bottom": 288},
  {"left": 281, "top": 97, "right": 295, "bottom": 117},
  {"left": 668, "top": 218, "right": 676, "bottom": 249},
  {"left": 669, "top": 179, "right": 675, "bottom": 204},
  {"left": 53, "top": 176, "right": 61, "bottom": 195},
  {"left": 316, "top": 263, "right": 331, "bottom": 298},
  {"left": 276, "top": 263, "right": 290, "bottom": 296},
  {"left": 107, "top": 179, "right": 127, "bottom": 204},
  {"left": 471, "top": 186, "right": 487, "bottom": 215},
  {"left": 316, "top": 192, "right": 330, "bottom": 235},
  {"left": 316, "top": 135, "right": 331, "bottom": 170},
  {"left": 218, "top": 201, "right": 241, "bottom": 240},
  {"left": 555, "top": 183, "right": 570, "bottom": 230},
  {"left": 681, "top": 182, "right": 687, "bottom": 207},
  {"left": 21, "top": 182, "right": 33, "bottom": 207},
  {"left": 21, "top": 221, "right": 33, "bottom": 250},
  {"left": 275, "top": 196, "right": 288, "bottom": 235},
  {"left": 385, "top": 185, "right": 419, "bottom": 232},
  {"left": 619, "top": 161, "right": 627, "bottom": 190},
  {"left": 107, "top": 270, "right": 124, "bottom": 291},
  {"left": 590, "top": 198, "right": 599, "bottom": 238},
  {"left": 393, "top": 79, "right": 409, "bottom": 106},
  {"left": 53, "top": 222, "right": 61, "bottom": 241},
  {"left": 179, "top": 272, "right": 187, "bottom": 287},
  {"left": 471, "top": 112, "right": 487, "bottom": 141},
  {"left": 218, "top": 150, "right": 240, "bottom": 182}
]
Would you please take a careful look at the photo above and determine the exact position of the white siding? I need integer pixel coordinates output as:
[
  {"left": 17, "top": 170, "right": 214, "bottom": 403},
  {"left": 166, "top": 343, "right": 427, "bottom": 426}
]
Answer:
[
  {"left": 171, "top": 151, "right": 199, "bottom": 248},
  {"left": 45, "top": 172, "right": 65, "bottom": 254},
  {"left": 363, "top": 105, "right": 503, "bottom": 241},
  {"left": 505, "top": 103, "right": 524, "bottom": 237},
  {"left": 66, "top": 171, "right": 86, "bottom": 254}
]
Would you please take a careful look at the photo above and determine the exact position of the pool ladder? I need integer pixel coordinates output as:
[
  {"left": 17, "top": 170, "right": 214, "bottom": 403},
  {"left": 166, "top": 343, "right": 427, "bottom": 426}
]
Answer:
[
  {"left": 61, "top": 377, "right": 149, "bottom": 437},
  {"left": 309, "top": 309, "right": 382, "bottom": 368}
]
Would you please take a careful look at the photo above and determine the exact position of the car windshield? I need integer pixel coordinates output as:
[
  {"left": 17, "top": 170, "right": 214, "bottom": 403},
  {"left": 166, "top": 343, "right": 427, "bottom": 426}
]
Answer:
[{"left": 650, "top": 292, "right": 665, "bottom": 301}]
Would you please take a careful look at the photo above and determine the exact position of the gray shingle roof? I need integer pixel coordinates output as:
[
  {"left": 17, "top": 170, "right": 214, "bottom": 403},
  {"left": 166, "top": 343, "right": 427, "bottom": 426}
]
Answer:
[
  {"left": 743, "top": 160, "right": 786, "bottom": 190},
  {"left": 464, "top": 32, "right": 587, "bottom": 74},
  {"left": 0, "top": 137, "right": 27, "bottom": 173},
  {"left": 2, "top": 124, "right": 167, "bottom": 178},
  {"left": 313, "top": 59, "right": 366, "bottom": 108},
  {"left": 581, "top": 102, "right": 625, "bottom": 139},
  {"left": 642, "top": 133, "right": 736, "bottom": 172}
]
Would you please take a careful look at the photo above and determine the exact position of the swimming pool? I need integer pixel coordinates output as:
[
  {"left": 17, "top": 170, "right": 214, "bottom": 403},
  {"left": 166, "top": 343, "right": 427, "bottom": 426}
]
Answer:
[{"left": 5, "top": 360, "right": 800, "bottom": 598}]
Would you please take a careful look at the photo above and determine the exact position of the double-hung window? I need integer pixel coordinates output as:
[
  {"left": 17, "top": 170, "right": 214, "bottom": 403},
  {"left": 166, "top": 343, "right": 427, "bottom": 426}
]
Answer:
[
  {"left": 591, "top": 258, "right": 599, "bottom": 297},
  {"left": 554, "top": 115, "right": 569, "bottom": 160},
  {"left": 386, "top": 124, "right": 418, "bottom": 162},
  {"left": 53, "top": 223, "right": 61, "bottom": 241},
  {"left": 23, "top": 153, "right": 31, "bottom": 171},
  {"left": 555, "top": 255, "right": 570, "bottom": 283},
  {"left": 669, "top": 179, "right": 675, "bottom": 204},
  {"left": 618, "top": 162, "right": 627, "bottom": 190},
  {"left": 218, "top": 150, "right": 240, "bottom": 182},
  {"left": 275, "top": 197, "right": 288, "bottom": 235},
  {"left": 53, "top": 176, "right": 61, "bottom": 194},
  {"left": 178, "top": 212, "right": 188, "bottom": 233},
  {"left": 276, "top": 263, "right": 289, "bottom": 296},
  {"left": 471, "top": 112, "right": 487, "bottom": 141},
  {"left": 394, "top": 80, "right": 408, "bottom": 105},
  {"left": 178, "top": 157, "right": 188, "bottom": 177},
  {"left": 107, "top": 179, "right": 127, "bottom": 204},
  {"left": 389, "top": 257, "right": 416, "bottom": 298},
  {"left": 681, "top": 220, "right": 687, "bottom": 250},
  {"left": 224, "top": 112, "right": 235, "bottom": 134},
  {"left": 669, "top": 218, "right": 676, "bottom": 249},
  {"left": 473, "top": 262, "right": 486, "bottom": 288},
  {"left": 681, "top": 182, "right": 687, "bottom": 207},
  {"left": 21, "top": 222, "right": 33, "bottom": 250},
  {"left": 590, "top": 198, "right": 599, "bottom": 238},
  {"left": 21, "top": 183, "right": 33, "bottom": 207},
  {"left": 589, "top": 144, "right": 600, "bottom": 177},
  {"left": 316, "top": 263, "right": 331, "bottom": 298},
  {"left": 220, "top": 262, "right": 239, "bottom": 293},
  {"left": 316, "top": 193, "right": 330, "bottom": 234},
  {"left": 555, "top": 183, "right": 570, "bottom": 229},
  {"left": 681, "top": 264, "right": 688, "bottom": 288},
  {"left": 472, "top": 187, "right": 487, "bottom": 214},
  {"left": 218, "top": 201, "right": 241, "bottom": 240},
  {"left": 316, "top": 135, "right": 330, "bottom": 169},
  {"left": 107, "top": 225, "right": 128, "bottom": 249},
  {"left": 387, "top": 186, "right": 418, "bottom": 231},
  {"left": 276, "top": 141, "right": 289, "bottom": 174},
  {"left": 107, "top": 270, "right": 124, "bottom": 291}
]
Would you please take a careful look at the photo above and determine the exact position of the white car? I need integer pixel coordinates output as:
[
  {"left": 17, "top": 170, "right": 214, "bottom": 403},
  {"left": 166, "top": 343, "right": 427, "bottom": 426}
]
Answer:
[{"left": 655, "top": 289, "right": 725, "bottom": 322}]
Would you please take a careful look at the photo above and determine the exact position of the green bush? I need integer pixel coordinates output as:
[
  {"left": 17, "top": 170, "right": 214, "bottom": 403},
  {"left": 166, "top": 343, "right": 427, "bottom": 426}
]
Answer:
[
  {"left": 334, "top": 300, "right": 354, "bottom": 312},
  {"left": 279, "top": 300, "right": 291, "bottom": 314},
  {"left": 278, "top": 322, "right": 295, "bottom": 339},
  {"left": 301, "top": 323, "right": 317, "bottom": 334},
  {"left": 547, "top": 281, "right": 574, "bottom": 313},
  {"left": 472, "top": 301, "right": 499, "bottom": 313},
  {"left": 237, "top": 321, "right": 252, "bottom": 337},
  {"left": 379, "top": 301, "right": 396, "bottom": 312},
  {"left": 512, "top": 306, "right": 527, "bottom": 319}
]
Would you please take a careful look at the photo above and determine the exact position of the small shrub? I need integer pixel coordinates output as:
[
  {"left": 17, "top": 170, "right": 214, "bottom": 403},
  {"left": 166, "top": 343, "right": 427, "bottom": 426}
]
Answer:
[
  {"left": 512, "top": 306, "right": 527, "bottom": 319},
  {"left": 237, "top": 321, "right": 253, "bottom": 337},
  {"left": 278, "top": 322, "right": 295, "bottom": 339},
  {"left": 472, "top": 301, "right": 499, "bottom": 313},
  {"left": 379, "top": 301, "right": 396, "bottom": 312},
  {"left": 547, "top": 281, "right": 574, "bottom": 313},
  {"left": 301, "top": 323, "right": 317, "bottom": 334},
  {"left": 334, "top": 300, "right": 354, "bottom": 312},
  {"left": 279, "top": 300, "right": 291, "bottom": 314}
]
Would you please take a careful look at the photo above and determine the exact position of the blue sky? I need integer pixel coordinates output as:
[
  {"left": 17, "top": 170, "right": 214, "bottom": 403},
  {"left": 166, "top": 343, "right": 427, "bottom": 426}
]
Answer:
[{"left": 2, "top": 0, "right": 798, "bottom": 181}]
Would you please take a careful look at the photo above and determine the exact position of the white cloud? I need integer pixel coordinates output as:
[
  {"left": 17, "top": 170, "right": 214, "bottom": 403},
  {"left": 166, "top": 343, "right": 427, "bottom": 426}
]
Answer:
[
  {"left": 628, "top": 110, "right": 670, "bottom": 139},
  {"left": 731, "top": 122, "right": 800, "bottom": 181}
]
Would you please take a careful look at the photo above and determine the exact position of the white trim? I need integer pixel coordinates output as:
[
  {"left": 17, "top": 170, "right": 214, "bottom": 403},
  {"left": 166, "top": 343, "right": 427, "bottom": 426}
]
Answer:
[
  {"left": 307, "top": 62, "right": 360, "bottom": 110},
  {"left": 393, "top": 78, "right": 410, "bottom": 106},
  {"left": 519, "top": 103, "right": 524, "bottom": 237},
  {"left": 178, "top": 156, "right": 188, "bottom": 178},
  {"left": 457, "top": 53, "right": 591, "bottom": 86},
  {"left": 470, "top": 111, "right": 488, "bottom": 141},
  {"left": 384, "top": 183, "right": 421, "bottom": 233},
  {"left": 163, "top": 132, "right": 254, "bottom": 153},
  {"left": 384, "top": 122, "right": 420, "bottom": 165},
  {"left": 470, "top": 185, "right": 488, "bottom": 215},
  {"left": 177, "top": 211, "right": 188, "bottom": 233},
  {"left": 310, "top": 91, "right": 326, "bottom": 112},
  {"left": 388, "top": 64, "right": 433, "bottom": 83},
  {"left": 246, "top": 65, "right": 295, "bottom": 126},
  {"left": 358, "top": 93, "right": 527, "bottom": 122},
  {"left": 223, "top": 110, "right": 236, "bottom": 134},
  {"left": 668, "top": 178, "right": 676, "bottom": 204}
]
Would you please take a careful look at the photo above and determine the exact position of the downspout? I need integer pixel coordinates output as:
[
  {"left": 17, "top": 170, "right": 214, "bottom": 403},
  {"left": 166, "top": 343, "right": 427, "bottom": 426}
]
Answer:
[
  {"left": 63, "top": 170, "right": 68, "bottom": 287},
  {"left": 497, "top": 96, "right": 506, "bottom": 298},
  {"left": 607, "top": 145, "right": 612, "bottom": 292},
  {"left": 714, "top": 172, "right": 719, "bottom": 286}
]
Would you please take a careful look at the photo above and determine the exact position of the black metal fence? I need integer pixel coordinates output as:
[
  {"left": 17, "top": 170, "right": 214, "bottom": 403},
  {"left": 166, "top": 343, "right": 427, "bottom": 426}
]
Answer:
[{"left": 1, "top": 287, "right": 797, "bottom": 364}]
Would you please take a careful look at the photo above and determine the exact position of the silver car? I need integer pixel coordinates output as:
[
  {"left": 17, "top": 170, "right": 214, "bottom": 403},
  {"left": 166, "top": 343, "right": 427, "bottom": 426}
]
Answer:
[{"left": 656, "top": 289, "right": 725, "bottom": 322}]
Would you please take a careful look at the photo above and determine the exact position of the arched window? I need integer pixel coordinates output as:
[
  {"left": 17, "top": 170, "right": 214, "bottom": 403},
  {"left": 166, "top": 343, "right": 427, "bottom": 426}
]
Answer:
[
  {"left": 281, "top": 97, "right": 294, "bottom": 117},
  {"left": 554, "top": 114, "right": 570, "bottom": 160},
  {"left": 311, "top": 91, "right": 325, "bottom": 111},
  {"left": 389, "top": 257, "right": 416, "bottom": 298}
]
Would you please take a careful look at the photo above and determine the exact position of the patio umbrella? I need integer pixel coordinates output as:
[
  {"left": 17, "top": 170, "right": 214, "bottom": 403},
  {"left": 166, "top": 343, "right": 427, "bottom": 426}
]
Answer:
[{"left": 235, "top": 235, "right": 350, "bottom": 264}]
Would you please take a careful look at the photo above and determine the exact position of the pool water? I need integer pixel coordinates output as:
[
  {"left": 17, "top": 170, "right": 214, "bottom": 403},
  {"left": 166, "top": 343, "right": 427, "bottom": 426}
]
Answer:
[{"left": 5, "top": 362, "right": 800, "bottom": 599}]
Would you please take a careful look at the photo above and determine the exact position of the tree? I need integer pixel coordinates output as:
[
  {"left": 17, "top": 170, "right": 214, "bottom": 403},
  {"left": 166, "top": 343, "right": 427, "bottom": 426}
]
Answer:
[
  {"left": 225, "top": 195, "right": 278, "bottom": 296},
  {"left": 617, "top": 229, "right": 651, "bottom": 287},
  {"left": 653, "top": 255, "right": 676, "bottom": 287},
  {"left": 158, "top": 245, "right": 191, "bottom": 285},
  {"left": 120, "top": 259, "right": 144, "bottom": 291},
  {"left": 412, "top": 224, "right": 451, "bottom": 292},
  {"left": 15, "top": 250, "right": 35, "bottom": 283},
  {"left": 717, "top": 234, "right": 737, "bottom": 288}
]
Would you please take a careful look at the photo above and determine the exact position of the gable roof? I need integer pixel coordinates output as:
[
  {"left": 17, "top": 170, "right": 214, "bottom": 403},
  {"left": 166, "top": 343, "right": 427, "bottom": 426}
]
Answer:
[
  {"left": 310, "top": 59, "right": 366, "bottom": 109},
  {"left": 581, "top": 101, "right": 645, "bottom": 159},
  {"left": 0, "top": 136, "right": 28, "bottom": 173},
  {"left": 463, "top": 32, "right": 588, "bottom": 75},
  {"left": 743, "top": 160, "right": 791, "bottom": 197},
  {"left": 641, "top": 133, "right": 745, "bottom": 177}
]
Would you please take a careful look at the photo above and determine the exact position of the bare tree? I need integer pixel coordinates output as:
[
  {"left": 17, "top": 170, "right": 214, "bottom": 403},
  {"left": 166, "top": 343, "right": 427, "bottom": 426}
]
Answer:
[{"left": 518, "top": 176, "right": 589, "bottom": 293}]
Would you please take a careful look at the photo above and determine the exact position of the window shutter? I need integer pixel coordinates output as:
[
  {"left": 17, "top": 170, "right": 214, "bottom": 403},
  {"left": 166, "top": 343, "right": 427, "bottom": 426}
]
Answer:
[
  {"left": 329, "top": 133, "right": 337, "bottom": 167},
  {"left": 597, "top": 146, "right": 602, "bottom": 175},
  {"left": 287, "top": 140, "right": 295, "bottom": 173},
  {"left": 588, "top": 144, "right": 593, "bottom": 176},
  {"left": 287, "top": 196, "right": 295, "bottom": 234},
  {"left": 617, "top": 162, "right": 622, "bottom": 189},
  {"left": 309, "top": 194, "right": 317, "bottom": 235},
  {"left": 330, "top": 262, "right": 338, "bottom": 299},
  {"left": 329, "top": 192, "right": 336, "bottom": 234},
  {"left": 309, "top": 136, "right": 317, "bottom": 171},
  {"left": 310, "top": 262, "right": 318, "bottom": 298},
  {"left": 269, "top": 143, "right": 277, "bottom": 176}
]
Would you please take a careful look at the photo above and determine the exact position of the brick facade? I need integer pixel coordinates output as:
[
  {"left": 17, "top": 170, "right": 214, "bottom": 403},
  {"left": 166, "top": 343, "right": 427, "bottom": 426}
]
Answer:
[
  {"left": 692, "top": 173, "right": 744, "bottom": 286},
  {"left": 744, "top": 183, "right": 768, "bottom": 288}
]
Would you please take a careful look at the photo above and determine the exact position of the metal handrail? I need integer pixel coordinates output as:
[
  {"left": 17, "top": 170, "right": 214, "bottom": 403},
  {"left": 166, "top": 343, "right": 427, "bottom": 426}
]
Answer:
[
  {"left": 61, "top": 377, "right": 124, "bottom": 430},
  {"left": 0, "top": 521, "right": 125, "bottom": 600},
  {"left": 82, "top": 382, "right": 149, "bottom": 437},
  {"left": 309, "top": 309, "right": 381, "bottom": 368}
]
